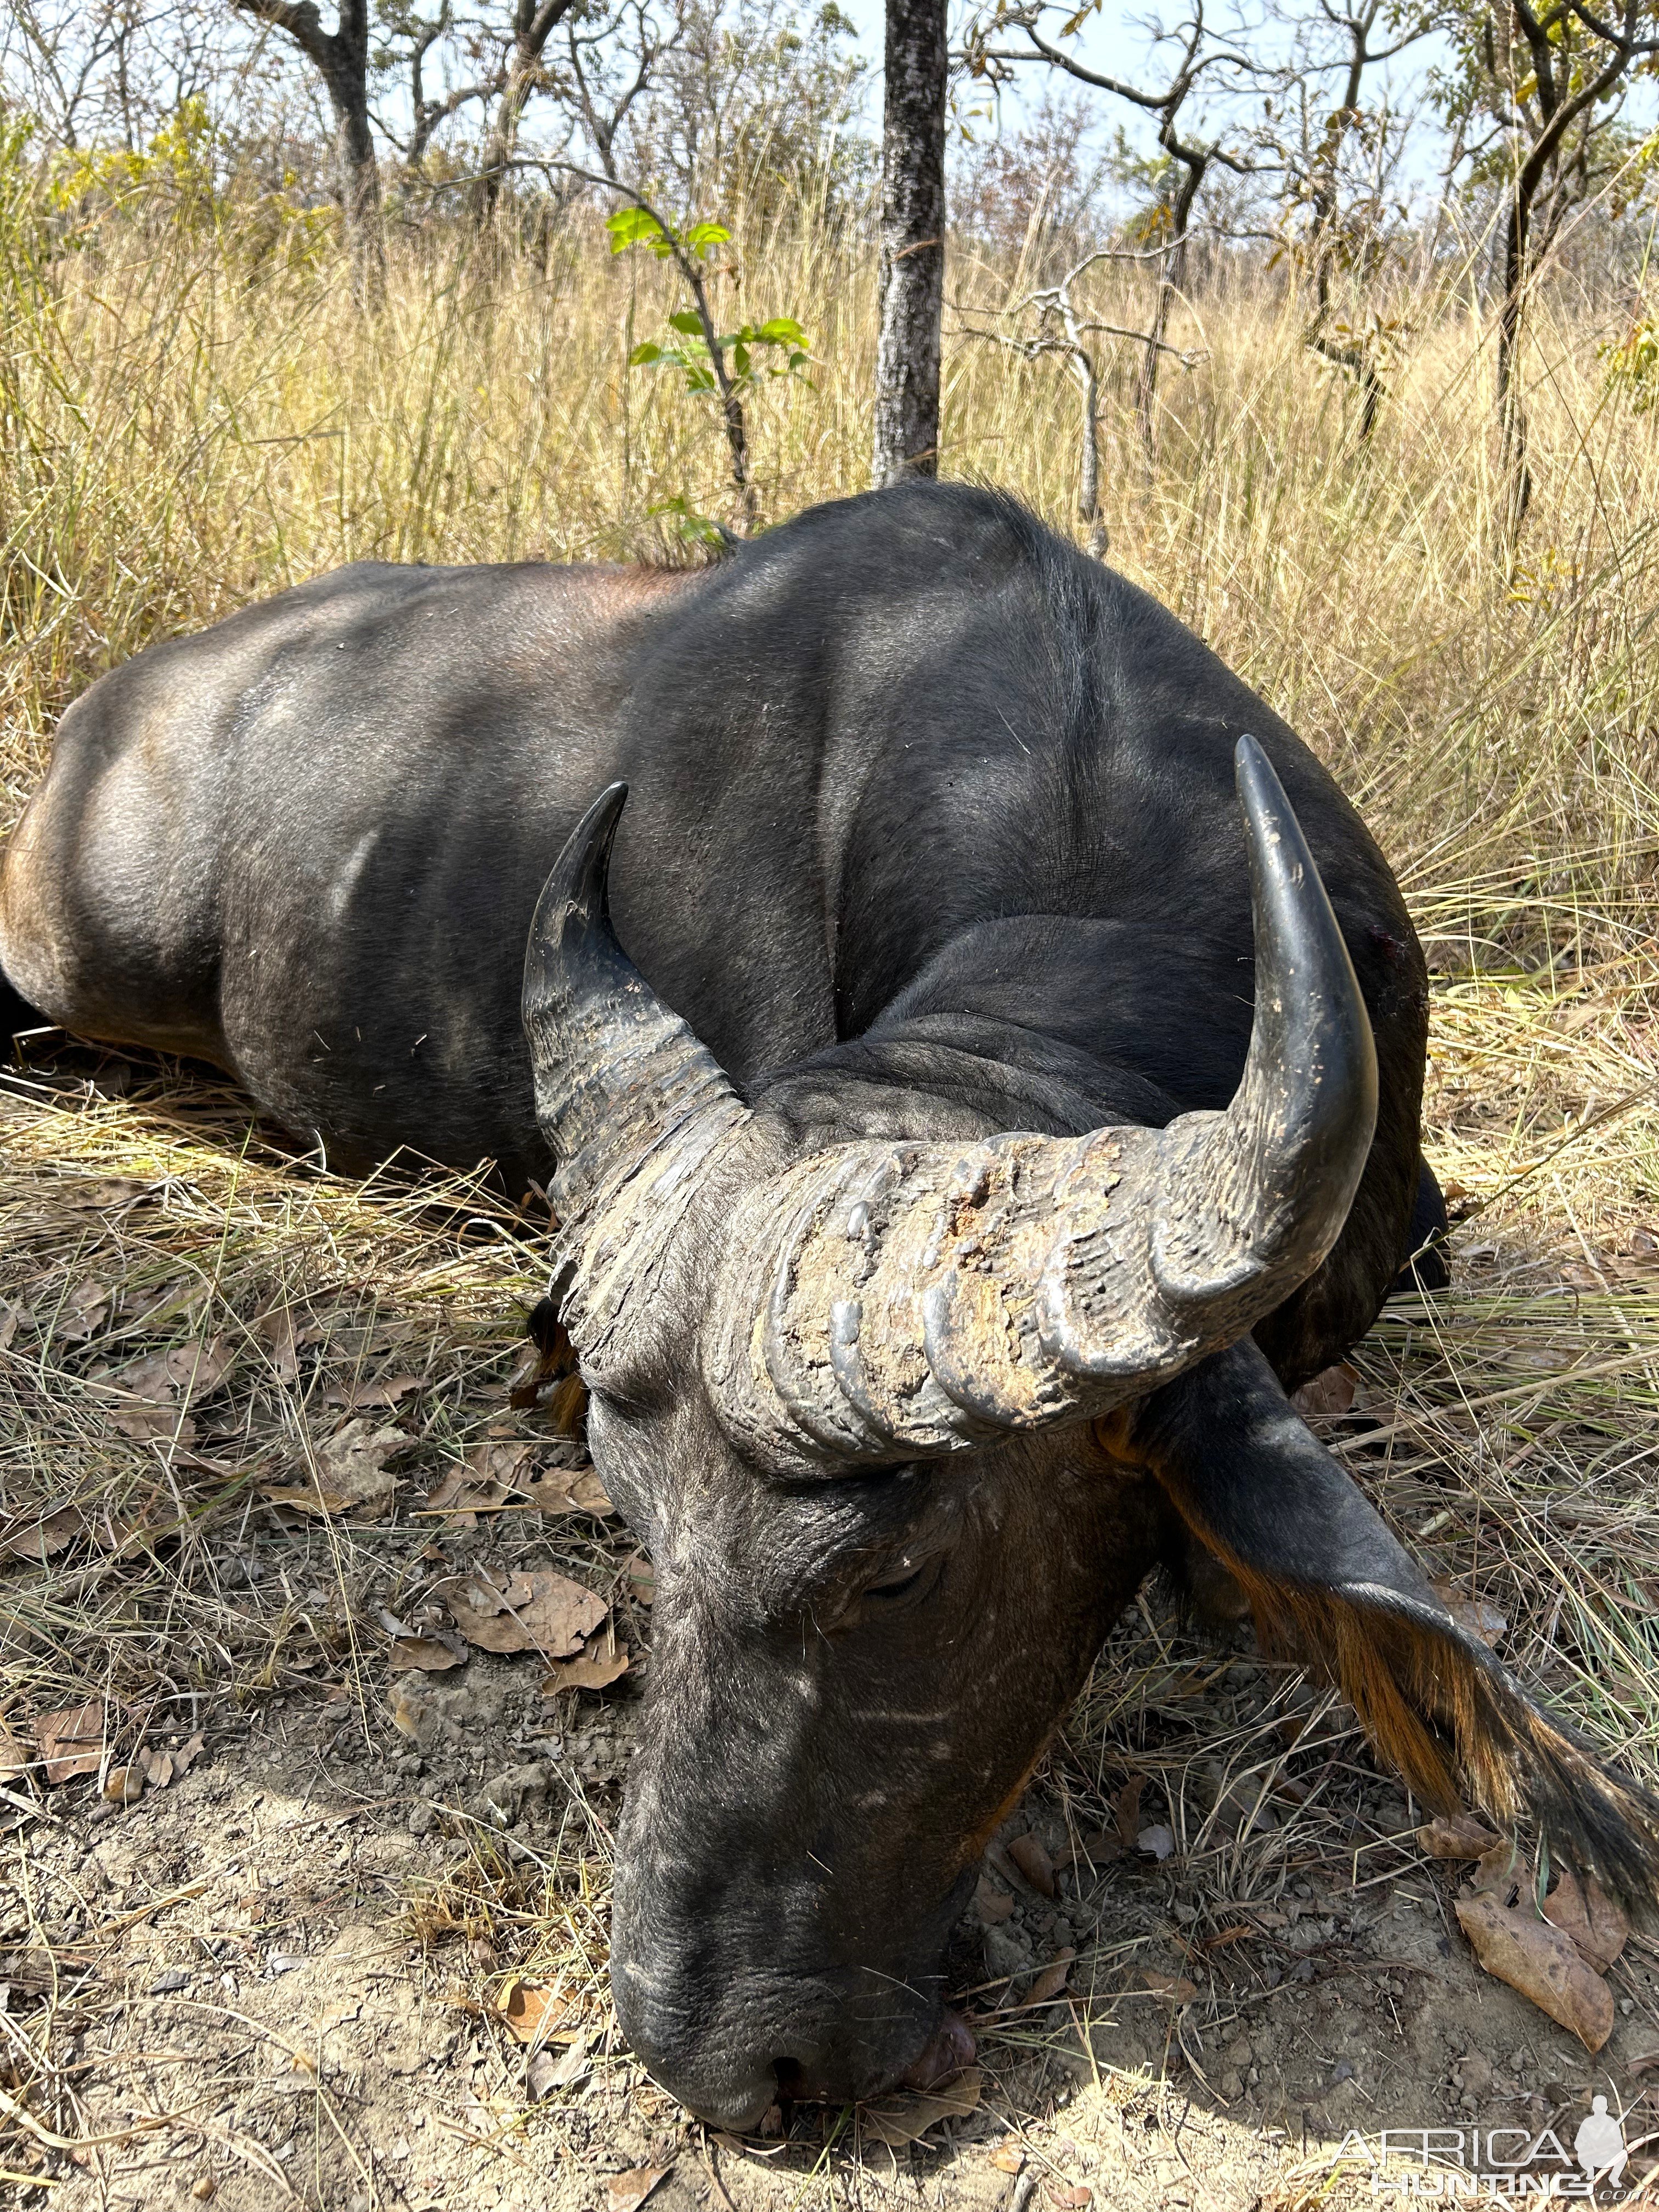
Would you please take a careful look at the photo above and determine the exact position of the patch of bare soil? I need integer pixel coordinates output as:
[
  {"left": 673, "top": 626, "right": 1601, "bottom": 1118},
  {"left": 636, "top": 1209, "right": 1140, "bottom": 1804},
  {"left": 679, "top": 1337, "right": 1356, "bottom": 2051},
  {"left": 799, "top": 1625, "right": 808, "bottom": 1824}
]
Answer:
[{"left": 9, "top": 1601, "right": 1659, "bottom": 2212}]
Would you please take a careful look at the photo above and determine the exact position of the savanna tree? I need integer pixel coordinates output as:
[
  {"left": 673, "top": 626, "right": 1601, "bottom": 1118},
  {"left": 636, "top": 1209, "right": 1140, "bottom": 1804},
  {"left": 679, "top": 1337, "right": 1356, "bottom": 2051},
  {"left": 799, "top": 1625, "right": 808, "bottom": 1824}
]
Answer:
[
  {"left": 1256, "top": 0, "right": 1430, "bottom": 431},
  {"left": 1434, "top": 0, "right": 1659, "bottom": 532},
  {"left": 873, "top": 0, "right": 947, "bottom": 483},
  {"left": 232, "top": 0, "right": 385, "bottom": 297},
  {"left": 969, "top": 0, "right": 1258, "bottom": 462}
]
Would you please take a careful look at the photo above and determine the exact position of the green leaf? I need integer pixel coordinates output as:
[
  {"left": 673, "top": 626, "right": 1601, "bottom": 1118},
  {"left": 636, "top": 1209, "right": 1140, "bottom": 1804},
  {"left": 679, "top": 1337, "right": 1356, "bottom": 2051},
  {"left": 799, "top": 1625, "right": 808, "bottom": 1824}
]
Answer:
[
  {"left": 754, "top": 316, "right": 806, "bottom": 348},
  {"left": 732, "top": 342, "right": 751, "bottom": 379},
  {"left": 647, "top": 495, "right": 727, "bottom": 548},
  {"left": 668, "top": 308, "right": 705, "bottom": 336},
  {"left": 627, "top": 341, "right": 664, "bottom": 365},
  {"left": 606, "top": 206, "right": 663, "bottom": 254},
  {"left": 685, "top": 220, "right": 732, "bottom": 255}
]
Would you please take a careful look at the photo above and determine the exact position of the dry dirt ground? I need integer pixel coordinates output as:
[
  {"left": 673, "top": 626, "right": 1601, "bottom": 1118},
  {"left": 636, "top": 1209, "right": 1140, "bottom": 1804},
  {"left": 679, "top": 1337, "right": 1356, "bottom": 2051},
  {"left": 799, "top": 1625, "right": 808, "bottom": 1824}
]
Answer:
[{"left": 3, "top": 972, "right": 1658, "bottom": 2212}]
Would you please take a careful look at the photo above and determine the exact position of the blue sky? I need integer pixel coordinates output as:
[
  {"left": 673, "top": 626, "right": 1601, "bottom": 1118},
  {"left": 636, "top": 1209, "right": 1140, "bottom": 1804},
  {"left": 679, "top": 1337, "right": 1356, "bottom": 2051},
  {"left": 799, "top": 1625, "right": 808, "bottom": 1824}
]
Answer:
[{"left": 832, "top": 0, "right": 1452, "bottom": 198}]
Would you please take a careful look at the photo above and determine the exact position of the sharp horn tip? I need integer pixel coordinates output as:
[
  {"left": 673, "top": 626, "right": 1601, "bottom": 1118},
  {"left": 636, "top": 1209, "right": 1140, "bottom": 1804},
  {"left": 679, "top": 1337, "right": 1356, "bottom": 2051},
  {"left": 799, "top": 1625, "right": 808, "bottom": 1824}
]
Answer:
[
  {"left": 523, "top": 781, "right": 633, "bottom": 1015},
  {"left": 1233, "top": 732, "right": 1287, "bottom": 821}
]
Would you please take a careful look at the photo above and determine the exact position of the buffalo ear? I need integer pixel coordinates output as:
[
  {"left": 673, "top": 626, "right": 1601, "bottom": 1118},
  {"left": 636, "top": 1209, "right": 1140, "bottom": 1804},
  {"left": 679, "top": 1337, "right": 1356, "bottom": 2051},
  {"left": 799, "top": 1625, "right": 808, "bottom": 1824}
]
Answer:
[{"left": 1131, "top": 1341, "right": 1659, "bottom": 1909}]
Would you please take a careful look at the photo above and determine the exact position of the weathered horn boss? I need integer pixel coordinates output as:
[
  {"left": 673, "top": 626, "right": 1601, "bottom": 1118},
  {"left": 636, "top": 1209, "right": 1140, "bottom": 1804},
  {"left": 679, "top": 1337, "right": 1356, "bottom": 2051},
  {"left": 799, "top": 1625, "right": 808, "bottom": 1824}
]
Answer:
[{"left": 523, "top": 737, "right": 1379, "bottom": 1468}]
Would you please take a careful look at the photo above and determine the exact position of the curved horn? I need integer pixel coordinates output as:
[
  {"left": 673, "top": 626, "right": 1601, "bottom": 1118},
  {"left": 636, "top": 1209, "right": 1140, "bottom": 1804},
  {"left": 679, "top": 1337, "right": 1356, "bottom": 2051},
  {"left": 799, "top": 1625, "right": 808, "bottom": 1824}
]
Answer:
[
  {"left": 706, "top": 737, "right": 1379, "bottom": 1473},
  {"left": 523, "top": 785, "right": 747, "bottom": 1356}
]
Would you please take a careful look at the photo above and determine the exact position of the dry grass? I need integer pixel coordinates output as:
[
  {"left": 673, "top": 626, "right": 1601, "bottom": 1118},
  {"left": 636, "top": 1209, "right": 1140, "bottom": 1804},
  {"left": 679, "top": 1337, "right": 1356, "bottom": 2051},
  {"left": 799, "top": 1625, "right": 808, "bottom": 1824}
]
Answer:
[{"left": 2, "top": 184, "right": 1658, "bottom": 2205}]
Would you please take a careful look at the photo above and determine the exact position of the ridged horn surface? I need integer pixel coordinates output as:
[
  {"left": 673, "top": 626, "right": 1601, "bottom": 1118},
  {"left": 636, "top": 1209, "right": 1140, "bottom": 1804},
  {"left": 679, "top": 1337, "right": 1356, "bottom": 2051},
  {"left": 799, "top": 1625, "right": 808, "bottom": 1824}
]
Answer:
[
  {"left": 523, "top": 783, "right": 747, "bottom": 1365},
  {"left": 703, "top": 737, "right": 1380, "bottom": 1474}
]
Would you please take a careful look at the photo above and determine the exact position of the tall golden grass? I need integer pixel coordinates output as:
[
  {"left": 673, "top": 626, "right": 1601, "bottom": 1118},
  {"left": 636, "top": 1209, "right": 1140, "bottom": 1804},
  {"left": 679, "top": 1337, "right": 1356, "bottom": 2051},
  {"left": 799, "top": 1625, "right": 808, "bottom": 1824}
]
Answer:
[{"left": 2, "top": 189, "right": 1657, "bottom": 940}]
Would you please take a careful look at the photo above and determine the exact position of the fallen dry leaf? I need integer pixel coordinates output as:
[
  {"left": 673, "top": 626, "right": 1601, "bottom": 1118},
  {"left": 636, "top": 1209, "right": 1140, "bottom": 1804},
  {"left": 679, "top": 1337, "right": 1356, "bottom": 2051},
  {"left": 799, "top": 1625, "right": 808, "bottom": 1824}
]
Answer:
[
  {"left": 1290, "top": 1362, "right": 1357, "bottom": 1419},
  {"left": 390, "top": 1635, "right": 467, "bottom": 1673},
  {"left": 164, "top": 1336, "right": 235, "bottom": 1397},
  {"left": 1046, "top": 2188, "right": 1092, "bottom": 2209},
  {"left": 1432, "top": 1579, "right": 1507, "bottom": 1645},
  {"left": 541, "top": 1628, "right": 629, "bottom": 1695},
  {"left": 974, "top": 1877, "right": 1014, "bottom": 1926},
  {"left": 1418, "top": 1813, "right": 1502, "bottom": 1859},
  {"left": 518, "top": 1463, "right": 614, "bottom": 1517},
  {"left": 1114, "top": 1774, "right": 1147, "bottom": 1849},
  {"left": 1139, "top": 1971, "right": 1197, "bottom": 2004},
  {"left": 0, "top": 1718, "right": 31, "bottom": 1781},
  {"left": 102, "top": 1764, "right": 143, "bottom": 1804},
  {"left": 264, "top": 1421, "right": 407, "bottom": 1520},
  {"left": 59, "top": 1279, "right": 112, "bottom": 1342},
  {"left": 0, "top": 1301, "right": 22, "bottom": 1351},
  {"left": 1455, "top": 1891, "right": 1613, "bottom": 2050},
  {"left": 528, "top": 2034, "right": 590, "bottom": 2099},
  {"left": 990, "top": 2148, "right": 1025, "bottom": 2175},
  {"left": 1470, "top": 1840, "right": 1521, "bottom": 1898},
  {"left": 1007, "top": 1833, "right": 1057, "bottom": 1898},
  {"left": 625, "top": 1552, "right": 656, "bottom": 1606},
  {"left": 1137, "top": 1824, "right": 1175, "bottom": 1861},
  {"left": 325, "top": 1372, "right": 424, "bottom": 1412},
  {"left": 255, "top": 1307, "right": 301, "bottom": 1386},
  {"left": 32, "top": 1701, "right": 104, "bottom": 1784},
  {"left": 443, "top": 1567, "right": 606, "bottom": 1657},
  {"left": 2, "top": 1506, "right": 81, "bottom": 1562},
  {"left": 605, "top": 2170, "right": 669, "bottom": 2212},
  {"left": 495, "top": 1980, "right": 573, "bottom": 2047},
  {"left": 1543, "top": 1866, "right": 1628, "bottom": 1973},
  {"left": 1024, "top": 1948, "right": 1076, "bottom": 2006},
  {"left": 861, "top": 2068, "right": 981, "bottom": 2148}
]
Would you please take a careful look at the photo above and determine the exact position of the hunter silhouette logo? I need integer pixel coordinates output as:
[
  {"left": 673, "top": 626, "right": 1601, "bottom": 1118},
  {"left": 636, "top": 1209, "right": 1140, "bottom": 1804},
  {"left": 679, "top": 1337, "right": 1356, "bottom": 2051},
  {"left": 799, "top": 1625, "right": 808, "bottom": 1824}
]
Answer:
[{"left": 1574, "top": 2096, "right": 1627, "bottom": 2188}]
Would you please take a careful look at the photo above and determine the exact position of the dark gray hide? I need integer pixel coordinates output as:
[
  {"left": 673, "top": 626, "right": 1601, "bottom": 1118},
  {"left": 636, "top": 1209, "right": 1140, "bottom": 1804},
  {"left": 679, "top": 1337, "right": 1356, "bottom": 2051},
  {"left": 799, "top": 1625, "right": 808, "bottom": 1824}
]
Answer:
[{"left": 4, "top": 483, "right": 1656, "bottom": 2128}]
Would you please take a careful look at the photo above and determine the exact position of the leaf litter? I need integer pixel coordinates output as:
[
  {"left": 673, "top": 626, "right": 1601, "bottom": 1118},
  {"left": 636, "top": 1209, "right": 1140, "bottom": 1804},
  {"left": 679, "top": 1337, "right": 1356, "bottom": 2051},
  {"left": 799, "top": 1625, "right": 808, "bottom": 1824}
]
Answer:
[
  {"left": 440, "top": 1566, "right": 607, "bottom": 1657},
  {"left": 1454, "top": 1853, "right": 1629, "bottom": 2049},
  {"left": 262, "top": 1419, "right": 409, "bottom": 1519}
]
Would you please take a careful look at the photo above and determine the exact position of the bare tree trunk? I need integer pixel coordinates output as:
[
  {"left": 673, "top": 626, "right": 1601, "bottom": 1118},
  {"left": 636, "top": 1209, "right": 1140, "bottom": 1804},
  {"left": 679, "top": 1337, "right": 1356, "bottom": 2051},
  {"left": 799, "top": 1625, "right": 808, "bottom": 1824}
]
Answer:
[
  {"left": 872, "top": 0, "right": 946, "bottom": 486},
  {"left": 1488, "top": 10, "right": 1635, "bottom": 552},
  {"left": 1069, "top": 352, "right": 1105, "bottom": 555},
  {"left": 1135, "top": 145, "right": 1202, "bottom": 469},
  {"left": 1497, "top": 174, "right": 1537, "bottom": 543},
  {"left": 475, "top": 0, "right": 578, "bottom": 221},
  {"left": 328, "top": 44, "right": 384, "bottom": 303},
  {"left": 234, "top": 0, "right": 385, "bottom": 304}
]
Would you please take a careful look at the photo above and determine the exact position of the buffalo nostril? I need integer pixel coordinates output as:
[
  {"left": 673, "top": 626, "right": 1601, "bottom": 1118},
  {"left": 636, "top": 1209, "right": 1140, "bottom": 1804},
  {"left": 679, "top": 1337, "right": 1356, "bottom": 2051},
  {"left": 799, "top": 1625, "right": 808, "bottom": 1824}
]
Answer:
[{"left": 899, "top": 2008, "right": 976, "bottom": 2091}]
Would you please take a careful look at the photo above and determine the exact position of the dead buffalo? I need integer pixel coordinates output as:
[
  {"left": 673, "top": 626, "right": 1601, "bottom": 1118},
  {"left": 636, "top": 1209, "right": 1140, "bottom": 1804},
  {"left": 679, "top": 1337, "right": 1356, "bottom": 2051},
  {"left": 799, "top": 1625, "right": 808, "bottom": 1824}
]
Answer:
[{"left": 3, "top": 482, "right": 1656, "bottom": 2126}]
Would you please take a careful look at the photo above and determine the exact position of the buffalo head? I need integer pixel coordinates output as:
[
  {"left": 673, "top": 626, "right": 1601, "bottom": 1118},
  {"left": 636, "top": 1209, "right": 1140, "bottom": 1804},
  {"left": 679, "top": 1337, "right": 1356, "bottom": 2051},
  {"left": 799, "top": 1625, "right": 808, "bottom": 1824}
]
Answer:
[{"left": 518, "top": 742, "right": 1659, "bottom": 2128}]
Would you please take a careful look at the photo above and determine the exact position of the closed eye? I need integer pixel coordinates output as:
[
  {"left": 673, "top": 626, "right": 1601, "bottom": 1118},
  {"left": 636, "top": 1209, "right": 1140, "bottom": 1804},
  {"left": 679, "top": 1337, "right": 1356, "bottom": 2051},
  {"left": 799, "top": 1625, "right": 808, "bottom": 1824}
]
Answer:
[{"left": 863, "top": 1553, "right": 944, "bottom": 1606}]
